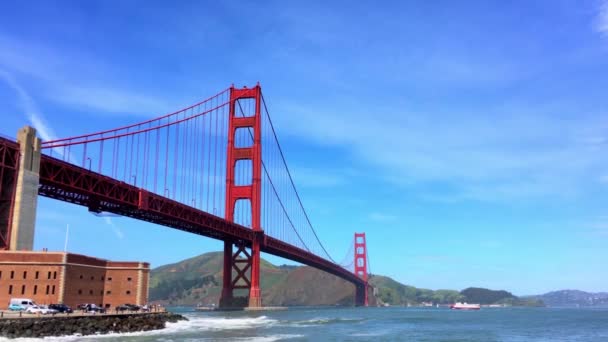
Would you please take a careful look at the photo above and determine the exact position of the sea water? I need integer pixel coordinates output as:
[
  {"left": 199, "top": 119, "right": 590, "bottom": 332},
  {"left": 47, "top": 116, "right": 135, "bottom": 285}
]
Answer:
[{"left": 3, "top": 306, "right": 608, "bottom": 341}]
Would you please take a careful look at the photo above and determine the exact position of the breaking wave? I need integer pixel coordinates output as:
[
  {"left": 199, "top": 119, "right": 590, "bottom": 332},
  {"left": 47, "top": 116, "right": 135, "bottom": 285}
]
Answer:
[
  {"left": 0, "top": 315, "right": 285, "bottom": 341},
  {"left": 285, "top": 316, "right": 365, "bottom": 327}
]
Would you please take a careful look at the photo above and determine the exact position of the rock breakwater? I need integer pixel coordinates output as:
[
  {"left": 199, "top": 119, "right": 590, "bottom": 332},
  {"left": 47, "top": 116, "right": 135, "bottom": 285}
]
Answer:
[{"left": 0, "top": 312, "right": 187, "bottom": 338}]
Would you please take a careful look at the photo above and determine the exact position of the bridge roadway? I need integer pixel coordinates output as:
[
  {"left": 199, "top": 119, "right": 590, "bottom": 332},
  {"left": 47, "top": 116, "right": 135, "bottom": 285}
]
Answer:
[{"left": 0, "top": 136, "right": 364, "bottom": 291}]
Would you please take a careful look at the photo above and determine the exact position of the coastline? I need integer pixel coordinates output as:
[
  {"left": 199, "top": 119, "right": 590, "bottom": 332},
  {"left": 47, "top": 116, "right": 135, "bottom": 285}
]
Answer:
[{"left": 0, "top": 311, "right": 187, "bottom": 339}]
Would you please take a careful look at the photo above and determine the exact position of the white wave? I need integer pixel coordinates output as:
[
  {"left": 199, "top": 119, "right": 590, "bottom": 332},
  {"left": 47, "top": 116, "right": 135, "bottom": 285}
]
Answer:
[
  {"left": 201, "top": 334, "right": 304, "bottom": 342},
  {"left": 0, "top": 315, "right": 279, "bottom": 341},
  {"left": 349, "top": 331, "right": 387, "bottom": 337},
  {"left": 285, "top": 316, "right": 364, "bottom": 327},
  {"left": 184, "top": 315, "right": 278, "bottom": 331}
]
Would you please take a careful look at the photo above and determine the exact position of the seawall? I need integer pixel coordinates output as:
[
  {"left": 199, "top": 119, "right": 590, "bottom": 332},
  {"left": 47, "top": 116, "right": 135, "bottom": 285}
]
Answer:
[{"left": 0, "top": 312, "right": 186, "bottom": 338}]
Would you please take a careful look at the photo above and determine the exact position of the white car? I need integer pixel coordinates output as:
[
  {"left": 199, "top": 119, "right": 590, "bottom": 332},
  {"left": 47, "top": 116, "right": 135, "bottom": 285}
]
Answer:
[
  {"left": 25, "top": 305, "right": 53, "bottom": 314},
  {"left": 38, "top": 305, "right": 58, "bottom": 314}
]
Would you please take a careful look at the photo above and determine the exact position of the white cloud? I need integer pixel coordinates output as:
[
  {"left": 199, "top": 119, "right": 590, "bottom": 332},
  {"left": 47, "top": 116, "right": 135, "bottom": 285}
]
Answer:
[
  {"left": 0, "top": 69, "right": 80, "bottom": 162},
  {"left": 274, "top": 100, "right": 608, "bottom": 202},
  {"left": 0, "top": 69, "right": 58, "bottom": 141},
  {"left": 291, "top": 166, "right": 350, "bottom": 188},
  {"left": 103, "top": 217, "right": 125, "bottom": 240},
  {"left": 368, "top": 212, "right": 397, "bottom": 222},
  {"left": 47, "top": 84, "right": 171, "bottom": 116},
  {"left": 0, "top": 33, "right": 171, "bottom": 116},
  {"left": 597, "top": 1, "right": 608, "bottom": 37}
]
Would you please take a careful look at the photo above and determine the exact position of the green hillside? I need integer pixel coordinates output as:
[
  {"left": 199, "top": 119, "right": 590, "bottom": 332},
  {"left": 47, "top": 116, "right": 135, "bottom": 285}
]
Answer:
[
  {"left": 149, "top": 251, "right": 355, "bottom": 306},
  {"left": 149, "top": 251, "right": 543, "bottom": 307},
  {"left": 370, "top": 275, "right": 462, "bottom": 305}
]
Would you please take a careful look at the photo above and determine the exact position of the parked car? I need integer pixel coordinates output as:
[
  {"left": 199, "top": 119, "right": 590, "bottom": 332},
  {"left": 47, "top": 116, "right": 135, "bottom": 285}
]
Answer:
[
  {"left": 8, "top": 303, "right": 24, "bottom": 311},
  {"left": 140, "top": 305, "right": 150, "bottom": 312},
  {"left": 116, "top": 304, "right": 140, "bottom": 312},
  {"left": 83, "top": 304, "right": 105, "bottom": 313},
  {"left": 25, "top": 305, "right": 53, "bottom": 314},
  {"left": 39, "top": 305, "right": 58, "bottom": 314},
  {"left": 49, "top": 304, "right": 73, "bottom": 313},
  {"left": 9, "top": 298, "right": 36, "bottom": 310}
]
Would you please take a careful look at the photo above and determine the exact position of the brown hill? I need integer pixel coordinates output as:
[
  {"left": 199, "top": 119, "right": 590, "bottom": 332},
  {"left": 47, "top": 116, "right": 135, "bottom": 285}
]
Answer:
[
  {"left": 263, "top": 267, "right": 355, "bottom": 306},
  {"left": 149, "top": 251, "right": 357, "bottom": 306},
  {"left": 149, "top": 251, "right": 540, "bottom": 307}
]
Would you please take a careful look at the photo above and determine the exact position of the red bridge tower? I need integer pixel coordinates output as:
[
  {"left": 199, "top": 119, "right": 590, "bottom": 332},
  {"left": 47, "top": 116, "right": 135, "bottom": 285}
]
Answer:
[
  {"left": 221, "top": 85, "right": 263, "bottom": 308},
  {"left": 354, "top": 232, "right": 369, "bottom": 306}
]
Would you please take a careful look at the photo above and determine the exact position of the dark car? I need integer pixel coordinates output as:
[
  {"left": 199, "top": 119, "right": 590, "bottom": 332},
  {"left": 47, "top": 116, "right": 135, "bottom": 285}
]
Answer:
[
  {"left": 116, "top": 304, "right": 140, "bottom": 312},
  {"left": 84, "top": 304, "right": 105, "bottom": 313},
  {"left": 49, "top": 304, "right": 73, "bottom": 313}
]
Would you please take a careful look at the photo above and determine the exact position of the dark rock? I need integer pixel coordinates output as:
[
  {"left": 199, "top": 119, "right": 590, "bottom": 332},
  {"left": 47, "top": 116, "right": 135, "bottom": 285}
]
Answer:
[{"left": 0, "top": 312, "right": 187, "bottom": 338}]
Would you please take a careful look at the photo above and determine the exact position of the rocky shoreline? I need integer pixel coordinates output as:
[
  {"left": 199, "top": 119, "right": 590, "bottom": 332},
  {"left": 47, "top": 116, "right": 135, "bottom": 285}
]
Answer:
[{"left": 0, "top": 312, "right": 187, "bottom": 339}]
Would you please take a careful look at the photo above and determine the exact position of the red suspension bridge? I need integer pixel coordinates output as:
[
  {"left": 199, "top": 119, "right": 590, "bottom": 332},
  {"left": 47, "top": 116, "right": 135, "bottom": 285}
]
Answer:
[{"left": 0, "top": 84, "right": 370, "bottom": 308}]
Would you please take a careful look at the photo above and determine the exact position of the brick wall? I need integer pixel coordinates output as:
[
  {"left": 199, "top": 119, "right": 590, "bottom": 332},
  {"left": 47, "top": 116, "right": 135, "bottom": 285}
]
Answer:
[
  {"left": 0, "top": 251, "right": 149, "bottom": 309},
  {"left": 63, "top": 264, "right": 106, "bottom": 308},
  {"left": 0, "top": 252, "right": 63, "bottom": 307}
]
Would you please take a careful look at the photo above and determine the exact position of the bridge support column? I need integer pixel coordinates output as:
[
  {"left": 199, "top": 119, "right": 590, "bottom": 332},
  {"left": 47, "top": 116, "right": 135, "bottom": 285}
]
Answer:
[
  {"left": 354, "top": 232, "right": 369, "bottom": 306},
  {"left": 219, "top": 239, "right": 256, "bottom": 309},
  {"left": 224, "top": 85, "right": 264, "bottom": 309},
  {"left": 355, "top": 284, "right": 367, "bottom": 306},
  {"left": 248, "top": 232, "right": 262, "bottom": 307},
  {"left": 219, "top": 240, "right": 234, "bottom": 308},
  {"left": 10, "top": 126, "right": 41, "bottom": 251}
]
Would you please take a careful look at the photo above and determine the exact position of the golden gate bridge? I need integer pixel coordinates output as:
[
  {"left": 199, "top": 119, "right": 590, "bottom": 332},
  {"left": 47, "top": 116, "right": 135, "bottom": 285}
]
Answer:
[{"left": 0, "top": 84, "right": 370, "bottom": 308}]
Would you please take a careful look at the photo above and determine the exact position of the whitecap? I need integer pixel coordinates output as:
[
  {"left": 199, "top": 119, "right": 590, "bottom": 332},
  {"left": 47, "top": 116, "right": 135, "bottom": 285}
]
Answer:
[
  {"left": 0, "top": 314, "right": 278, "bottom": 341},
  {"left": 285, "top": 316, "right": 364, "bottom": 327}
]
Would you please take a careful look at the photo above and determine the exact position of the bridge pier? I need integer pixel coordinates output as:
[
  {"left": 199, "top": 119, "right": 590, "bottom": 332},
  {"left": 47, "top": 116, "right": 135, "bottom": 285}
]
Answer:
[
  {"left": 218, "top": 238, "right": 262, "bottom": 309},
  {"left": 248, "top": 234, "right": 262, "bottom": 308},
  {"left": 9, "top": 126, "right": 41, "bottom": 251},
  {"left": 355, "top": 284, "right": 367, "bottom": 306},
  {"left": 219, "top": 240, "right": 235, "bottom": 308}
]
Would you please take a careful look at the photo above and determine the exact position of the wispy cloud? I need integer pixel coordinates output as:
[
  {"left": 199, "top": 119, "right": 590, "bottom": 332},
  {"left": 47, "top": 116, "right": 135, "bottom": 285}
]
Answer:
[
  {"left": 597, "top": 1, "right": 608, "bottom": 37},
  {"left": 0, "top": 69, "right": 58, "bottom": 141},
  {"left": 275, "top": 100, "right": 608, "bottom": 202},
  {"left": 0, "top": 33, "right": 171, "bottom": 116},
  {"left": 291, "top": 166, "right": 350, "bottom": 188},
  {"left": 368, "top": 212, "right": 398, "bottom": 222},
  {"left": 46, "top": 84, "right": 171, "bottom": 116},
  {"left": 103, "top": 217, "right": 125, "bottom": 240}
]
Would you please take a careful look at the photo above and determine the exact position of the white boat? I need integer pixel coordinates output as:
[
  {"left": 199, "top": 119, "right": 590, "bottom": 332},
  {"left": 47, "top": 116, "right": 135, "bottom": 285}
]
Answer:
[{"left": 450, "top": 302, "right": 480, "bottom": 310}]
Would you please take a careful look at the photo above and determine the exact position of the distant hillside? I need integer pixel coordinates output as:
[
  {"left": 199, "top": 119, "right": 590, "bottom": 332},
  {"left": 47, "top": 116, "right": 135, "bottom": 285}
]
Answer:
[
  {"left": 149, "top": 251, "right": 544, "bottom": 307},
  {"left": 369, "top": 279, "right": 542, "bottom": 307},
  {"left": 149, "top": 252, "right": 357, "bottom": 306},
  {"left": 528, "top": 290, "right": 608, "bottom": 307},
  {"left": 460, "top": 287, "right": 543, "bottom": 306},
  {"left": 370, "top": 275, "right": 462, "bottom": 305}
]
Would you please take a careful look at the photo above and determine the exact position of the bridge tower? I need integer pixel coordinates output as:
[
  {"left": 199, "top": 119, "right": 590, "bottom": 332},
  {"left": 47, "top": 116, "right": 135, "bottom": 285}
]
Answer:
[
  {"left": 354, "top": 232, "right": 368, "bottom": 306},
  {"left": 221, "top": 85, "right": 264, "bottom": 309},
  {"left": 8, "top": 126, "right": 41, "bottom": 251}
]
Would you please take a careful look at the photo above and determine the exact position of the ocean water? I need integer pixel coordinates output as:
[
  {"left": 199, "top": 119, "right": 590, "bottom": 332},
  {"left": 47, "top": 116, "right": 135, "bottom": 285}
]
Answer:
[{"left": 4, "top": 306, "right": 608, "bottom": 341}]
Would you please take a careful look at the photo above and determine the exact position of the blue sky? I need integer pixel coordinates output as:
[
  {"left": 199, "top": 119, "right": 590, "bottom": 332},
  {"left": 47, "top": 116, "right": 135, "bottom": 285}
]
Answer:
[{"left": 1, "top": 1, "right": 608, "bottom": 295}]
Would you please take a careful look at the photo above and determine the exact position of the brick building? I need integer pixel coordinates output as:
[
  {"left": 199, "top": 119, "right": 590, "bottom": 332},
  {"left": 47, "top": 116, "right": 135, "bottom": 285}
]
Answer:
[{"left": 0, "top": 251, "right": 149, "bottom": 310}]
